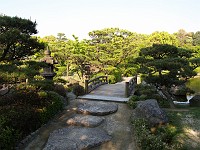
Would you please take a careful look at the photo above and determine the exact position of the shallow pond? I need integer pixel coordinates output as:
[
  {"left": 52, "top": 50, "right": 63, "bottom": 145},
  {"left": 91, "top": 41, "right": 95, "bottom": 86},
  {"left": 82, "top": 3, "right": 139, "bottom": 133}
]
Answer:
[{"left": 173, "top": 77, "right": 200, "bottom": 105}]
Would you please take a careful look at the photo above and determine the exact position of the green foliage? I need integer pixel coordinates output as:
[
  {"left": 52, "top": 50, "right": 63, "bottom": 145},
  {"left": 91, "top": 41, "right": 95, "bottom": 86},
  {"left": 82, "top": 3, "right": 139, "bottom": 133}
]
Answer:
[
  {"left": 127, "top": 95, "right": 142, "bottom": 109},
  {"left": 54, "top": 77, "right": 69, "bottom": 84},
  {"left": 107, "top": 75, "right": 116, "bottom": 84},
  {"left": 88, "top": 28, "right": 141, "bottom": 76},
  {"left": 134, "top": 84, "right": 157, "bottom": 96},
  {"left": 193, "top": 31, "right": 200, "bottom": 46},
  {"left": 53, "top": 84, "right": 67, "bottom": 97},
  {"left": 128, "top": 84, "right": 170, "bottom": 108},
  {"left": 31, "top": 79, "right": 54, "bottom": 91},
  {"left": 0, "top": 15, "right": 45, "bottom": 62},
  {"left": 0, "top": 86, "right": 64, "bottom": 148},
  {"left": 194, "top": 66, "right": 200, "bottom": 72},
  {"left": 0, "top": 116, "right": 19, "bottom": 150},
  {"left": 50, "top": 35, "right": 92, "bottom": 81},
  {"left": 123, "top": 67, "right": 138, "bottom": 77},
  {"left": 104, "top": 66, "right": 122, "bottom": 83},
  {"left": 136, "top": 44, "right": 197, "bottom": 87},
  {"left": 33, "top": 75, "right": 45, "bottom": 81},
  {"left": 132, "top": 118, "right": 181, "bottom": 150},
  {"left": 186, "top": 77, "right": 200, "bottom": 93},
  {"left": 0, "top": 61, "right": 46, "bottom": 84},
  {"left": 189, "top": 107, "right": 200, "bottom": 119},
  {"left": 149, "top": 31, "right": 178, "bottom": 45},
  {"left": 55, "top": 66, "right": 67, "bottom": 76},
  {"left": 39, "top": 28, "right": 200, "bottom": 86},
  {"left": 39, "top": 91, "right": 64, "bottom": 123},
  {"left": 166, "top": 109, "right": 200, "bottom": 149},
  {"left": 72, "top": 84, "right": 85, "bottom": 96},
  {"left": 23, "top": 61, "right": 47, "bottom": 79}
]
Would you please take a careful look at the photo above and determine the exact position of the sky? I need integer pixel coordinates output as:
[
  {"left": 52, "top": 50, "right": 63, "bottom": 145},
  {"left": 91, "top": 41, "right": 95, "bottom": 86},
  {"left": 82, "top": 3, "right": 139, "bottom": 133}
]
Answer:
[{"left": 1, "top": 0, "right": 200, "bottom": 39}]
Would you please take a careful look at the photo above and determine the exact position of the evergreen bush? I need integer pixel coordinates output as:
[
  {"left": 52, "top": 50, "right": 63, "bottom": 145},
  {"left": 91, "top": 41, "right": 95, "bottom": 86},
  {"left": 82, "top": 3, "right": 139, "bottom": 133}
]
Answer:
[{"left": 72, "top": 84, "right": 85, "bottom": 96}]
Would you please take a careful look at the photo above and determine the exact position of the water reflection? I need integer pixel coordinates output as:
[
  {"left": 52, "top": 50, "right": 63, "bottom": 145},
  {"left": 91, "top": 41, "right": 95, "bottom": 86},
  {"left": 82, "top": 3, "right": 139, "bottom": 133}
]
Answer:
[
  {"left": 186, "top": 95, "right": 194, "bottom": 101},
  {"left": 173, "top": 77, "right": 200, "bottom": 105},
  {"left": 173, "top": 94, "right": 194, "bottom": 105}
]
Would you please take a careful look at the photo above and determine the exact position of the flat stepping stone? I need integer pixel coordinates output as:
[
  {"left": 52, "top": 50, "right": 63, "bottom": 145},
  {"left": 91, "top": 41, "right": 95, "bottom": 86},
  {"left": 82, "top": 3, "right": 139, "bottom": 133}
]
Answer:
[
  {"left": 43, "top": 127, "right": 111, "bottom": 150},
  {"left": 66, "top": 114, "right": 104, "bottom": 127},
  {"left": 77, "top": 101, "right": 118, "bottom": 116}
]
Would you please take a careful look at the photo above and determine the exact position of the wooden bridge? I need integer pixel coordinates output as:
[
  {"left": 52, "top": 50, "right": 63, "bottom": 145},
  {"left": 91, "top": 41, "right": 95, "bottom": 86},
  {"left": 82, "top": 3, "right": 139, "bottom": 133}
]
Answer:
[{"left": 78, "top": 76, "right": 137, "bottom": 102}]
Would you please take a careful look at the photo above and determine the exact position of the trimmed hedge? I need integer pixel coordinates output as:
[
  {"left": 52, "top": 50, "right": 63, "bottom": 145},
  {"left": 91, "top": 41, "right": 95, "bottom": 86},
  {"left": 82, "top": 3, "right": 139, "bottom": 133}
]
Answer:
[{"left": 0, "top": 87, "right": 64, "bottom": 149}]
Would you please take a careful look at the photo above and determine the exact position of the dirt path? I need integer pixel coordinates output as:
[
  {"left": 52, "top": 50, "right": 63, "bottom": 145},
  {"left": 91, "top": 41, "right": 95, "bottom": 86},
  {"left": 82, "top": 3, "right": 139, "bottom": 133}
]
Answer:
[
  {"left": 23, "top": 99, "right": 137, "bottom": 150},
  {"left": 90, "top": 102, "right": 137, "bottom": 150}
]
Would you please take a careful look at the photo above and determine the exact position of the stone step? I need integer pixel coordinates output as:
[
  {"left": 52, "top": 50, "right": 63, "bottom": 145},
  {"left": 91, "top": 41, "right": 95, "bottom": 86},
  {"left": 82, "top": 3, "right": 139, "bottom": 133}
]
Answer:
[
  {"left": 43, "top": 127, "right": 111, "bottom": 150},
  {"left": 77, "top": 101, "right": 118, "bottom": 116},
  {"left": 78, "top": 94, "right": 129, "bottom": 102},
  {"left": 66, "top": 114, "right": 104, "bottom": 127}
]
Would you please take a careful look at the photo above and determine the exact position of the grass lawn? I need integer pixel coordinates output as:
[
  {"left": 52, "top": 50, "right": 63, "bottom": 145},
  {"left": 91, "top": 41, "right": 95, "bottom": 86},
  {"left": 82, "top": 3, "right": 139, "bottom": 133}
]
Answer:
[
  {"left": 167, "top": 107, "right": 200, "bottom": 150},
  {"left": 186, "top": 77, "right": 200, "bottom": 94}
]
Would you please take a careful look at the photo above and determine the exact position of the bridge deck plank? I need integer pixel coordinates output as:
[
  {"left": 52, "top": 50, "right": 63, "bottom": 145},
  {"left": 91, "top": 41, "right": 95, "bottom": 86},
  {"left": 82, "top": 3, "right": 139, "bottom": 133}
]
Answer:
[{"left": 78, "top": 80, "right": 131, "bottom": 102}]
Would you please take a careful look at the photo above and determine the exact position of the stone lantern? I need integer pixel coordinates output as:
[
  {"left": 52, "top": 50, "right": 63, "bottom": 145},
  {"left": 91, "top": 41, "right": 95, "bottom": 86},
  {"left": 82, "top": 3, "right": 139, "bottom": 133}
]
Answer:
[{"left": 40, "top": 47, "right": 57, "bottom": 80}]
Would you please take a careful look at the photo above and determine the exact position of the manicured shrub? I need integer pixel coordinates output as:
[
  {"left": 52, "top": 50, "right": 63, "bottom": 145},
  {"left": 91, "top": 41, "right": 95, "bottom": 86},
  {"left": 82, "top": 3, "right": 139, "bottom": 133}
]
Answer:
[
  {"left": 134, "top": 84, "right": 157, "bottom": 96},
  {"left": 54, "top": 84, "right": 67, "bottom": 97},
  {"left": 129, "top": 84, "right": 170, "bottom": 108},
  {"left": 39, "top": 91, "right": 64, "bottom": 124},
  {"left": 128, "top": 95, "right": 145, "bottom": 109},
  {"left": 0, "top": 84, "right": 65, "bottom": 148},
  {"left": 0, "top": 61, "right": 46, "bottom": 84},
  {"left": 72, "top": 84, "right": 85, "bottom": 96},
  {"left": 31, "top": 79, "right": 54, "bottom": 91},
  {"left": 0, "top": 116, "right": 20, "bottom": 150},
  {"left": 54, "top": 77, "right": 69, "bottom": 84}
]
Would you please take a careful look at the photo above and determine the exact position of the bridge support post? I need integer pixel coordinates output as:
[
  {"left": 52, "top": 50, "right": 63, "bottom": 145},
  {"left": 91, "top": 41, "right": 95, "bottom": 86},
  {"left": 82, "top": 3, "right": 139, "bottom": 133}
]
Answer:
[
  {"left": 105, "top": 75, "right": 108, "bottom": 83},
  {"left": 125, "top": 82, "right": 129, "bottom": 98},
  {"left": 85, "top": 79, "right": 89, "bottom": 94}
]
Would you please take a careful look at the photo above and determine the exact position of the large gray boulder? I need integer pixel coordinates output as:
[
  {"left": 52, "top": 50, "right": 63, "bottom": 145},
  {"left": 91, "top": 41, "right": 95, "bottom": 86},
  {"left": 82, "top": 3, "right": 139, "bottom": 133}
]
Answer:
[
  {"left": 43, "top": 127, "right": 111, "bottom": 150},
  {"left": 190, "top": 95, "right": 200, "bottom": 107},
  {"left": 133, "top": 99, "right": 168, "bottom": 127}
]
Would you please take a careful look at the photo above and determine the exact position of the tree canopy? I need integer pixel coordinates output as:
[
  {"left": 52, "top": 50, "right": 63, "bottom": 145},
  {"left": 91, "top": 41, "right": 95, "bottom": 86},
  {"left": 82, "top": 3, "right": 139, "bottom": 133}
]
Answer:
[
  {"left": 136, "top": 44, "right": 198, "bottom": 87},
  {"left": 37, "top": 27, "right": 200, "bottom": 84},
  {"left": 0, "top": 15, "right": 44, "bottom": 62}
]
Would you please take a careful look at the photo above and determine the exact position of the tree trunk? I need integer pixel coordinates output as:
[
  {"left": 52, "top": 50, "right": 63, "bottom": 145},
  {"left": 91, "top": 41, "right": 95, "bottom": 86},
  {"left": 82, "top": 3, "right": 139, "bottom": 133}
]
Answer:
[{"left": 161, "top": 87, "right": 175, "bottom": 108}]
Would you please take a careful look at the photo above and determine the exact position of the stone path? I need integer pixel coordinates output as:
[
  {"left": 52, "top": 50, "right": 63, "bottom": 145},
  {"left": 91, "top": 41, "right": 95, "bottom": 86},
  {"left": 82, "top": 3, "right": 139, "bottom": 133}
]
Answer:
[
  {"left": 44, "top": 127, "right": 111, "bottom": 150},
  {"left": 23, "top": 98, "right": 136, "bottom": 150}
]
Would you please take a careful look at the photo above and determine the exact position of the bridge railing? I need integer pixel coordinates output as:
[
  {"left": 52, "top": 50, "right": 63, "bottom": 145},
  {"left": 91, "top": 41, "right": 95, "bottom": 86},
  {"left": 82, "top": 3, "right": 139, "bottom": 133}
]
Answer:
[
  {"left": 125, "top": 76, "right": 137, "bottom": 97},
  {"left": 85, "top": 76, "right": 108, "bottom": 94}
]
